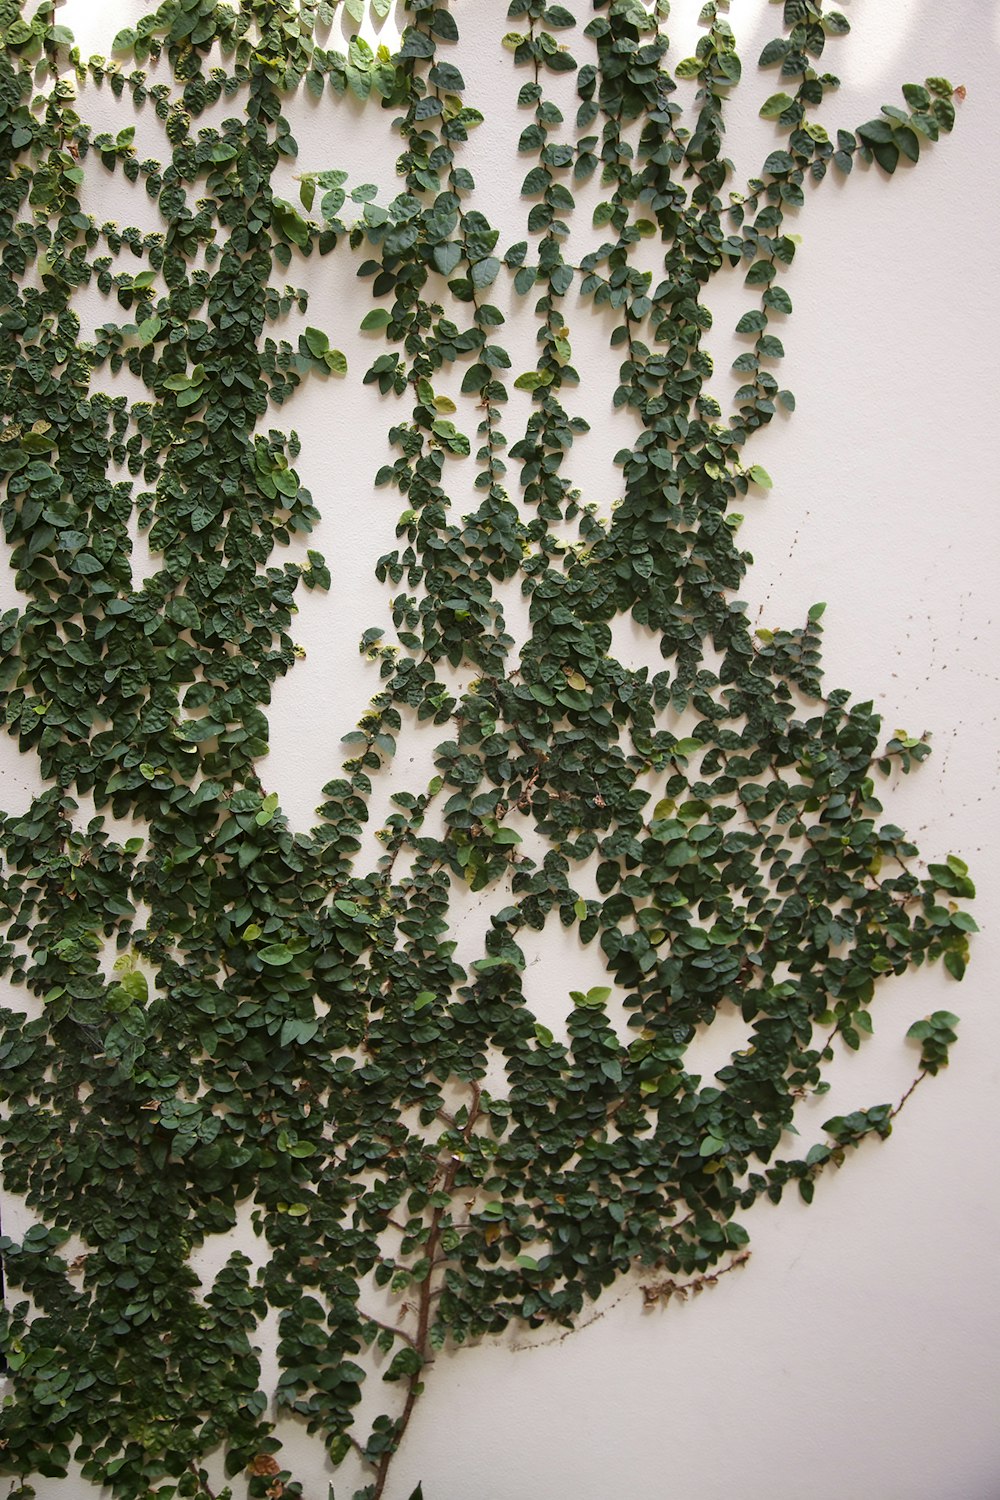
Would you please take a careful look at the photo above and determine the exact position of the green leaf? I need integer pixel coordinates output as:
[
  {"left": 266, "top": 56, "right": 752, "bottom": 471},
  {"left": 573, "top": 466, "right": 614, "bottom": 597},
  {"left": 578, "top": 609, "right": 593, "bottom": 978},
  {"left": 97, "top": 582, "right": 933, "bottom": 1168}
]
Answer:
[
  {"left": 513, "top": 370, "right": 553, "bottom": 391},
  {"left": 280, "top": 1018, "right": 318, "bottom": 1047},
  {"left": 872, "top": 139, "right": 900, "bottom": 173},
  {"left": 470, "top": 256, "right": 501, "bottom": 290},
  {"left": 433, "top": 242, "right": 463, "bottom": 276},
  {"left": 857, "top": 118, "right": 894, "bottom": 145},
  {"left": 902, "top": 82, "right": 930, "bottom": 111},
  {"left": 166, "top": 597, "right": 201, "bottom": 630},
  {"left": 747, "top": 465, "right": 773, "bottom": 490},
  {"left": 118, "top": 970, "right": 148, "bottom": 1005},
  {"left": 399, "top": 28, "right": 435, "bottom": 59},
  {"left": 259, "top": 944, "right": 294, "bottom": 966},
  {"left": 271, "top": 199, "right": 311, "bottom": 250},
  {"left": 572, "top": 986, "right": 611, "bottom": 1008},
  {"left": 759, "top": 93, "right": 795, "bottom": 120},
  {"left": 895, "top": 126, "right": 920, "bottom": 163},
  {"left": 763, "top": 286, "right": 792, "bottom": 314},
  {"left": 735, "top": 309, "right": 767, "bottom": 334},
  {"left": 321, "top": 187, "right": 346, "bottom": 219},
  {"left": 759, "top": 38, "right": 789, "bottom": 66},
  {"left": 431, "top": 419, "right": 470, "bottom": 455},
  {"left": 931, "top": 98, "right": 956, "bottom": 133},
  {"left": 492, "top": 828, "right": 522, "bottom": 845},
  {"left": 361, "top": 308, "right": 392, "bottom": 330},
  {"left": 944, "top": 951, "right": 966, "bottom": 981},
  {"left": 255, "top": 792, "right": 279, "bottom": 826}
]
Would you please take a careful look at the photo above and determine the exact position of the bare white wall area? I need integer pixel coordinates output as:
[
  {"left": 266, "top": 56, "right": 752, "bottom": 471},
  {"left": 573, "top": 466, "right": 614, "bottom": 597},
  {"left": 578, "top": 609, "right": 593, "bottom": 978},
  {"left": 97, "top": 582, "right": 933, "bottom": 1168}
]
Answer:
[{"left": 2, "top": 3, "right": 999, "bottom": 1498}]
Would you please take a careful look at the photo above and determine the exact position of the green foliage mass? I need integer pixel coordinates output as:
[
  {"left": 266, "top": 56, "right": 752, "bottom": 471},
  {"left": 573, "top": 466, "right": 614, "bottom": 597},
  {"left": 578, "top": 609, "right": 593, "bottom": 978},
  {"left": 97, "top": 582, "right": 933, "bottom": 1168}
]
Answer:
[{"left": 0, "top": 0, "right": 972, "bottom": 1497}]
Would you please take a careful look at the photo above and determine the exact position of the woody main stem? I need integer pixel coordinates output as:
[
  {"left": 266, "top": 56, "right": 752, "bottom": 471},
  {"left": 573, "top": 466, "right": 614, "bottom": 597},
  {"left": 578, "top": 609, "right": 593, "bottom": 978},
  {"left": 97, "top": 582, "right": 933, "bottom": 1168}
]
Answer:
[{"left": 371, "top": 1085, "right": 481, "bottom": 1500}]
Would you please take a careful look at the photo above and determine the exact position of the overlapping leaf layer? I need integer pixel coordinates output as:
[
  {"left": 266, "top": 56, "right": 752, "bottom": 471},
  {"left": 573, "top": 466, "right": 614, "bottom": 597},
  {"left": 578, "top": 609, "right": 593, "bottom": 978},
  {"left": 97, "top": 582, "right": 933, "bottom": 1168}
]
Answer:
[{"left": 0, "top": 2, "right": 970, "bottom": 1496}]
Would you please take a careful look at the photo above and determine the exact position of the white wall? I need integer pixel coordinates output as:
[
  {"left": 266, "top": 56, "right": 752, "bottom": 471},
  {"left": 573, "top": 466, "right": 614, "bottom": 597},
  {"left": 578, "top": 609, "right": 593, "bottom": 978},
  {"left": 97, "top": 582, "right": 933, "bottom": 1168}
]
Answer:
[{"left": 4, "top": 3, "right": 1000, "bottom": 1497}]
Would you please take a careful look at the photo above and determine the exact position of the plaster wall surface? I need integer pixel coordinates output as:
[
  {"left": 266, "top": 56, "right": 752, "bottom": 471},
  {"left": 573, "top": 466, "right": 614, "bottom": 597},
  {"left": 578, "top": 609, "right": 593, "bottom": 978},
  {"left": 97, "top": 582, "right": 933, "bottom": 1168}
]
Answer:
[{"left": 2, "top": 3, "right": 999, "bottom": 1498}]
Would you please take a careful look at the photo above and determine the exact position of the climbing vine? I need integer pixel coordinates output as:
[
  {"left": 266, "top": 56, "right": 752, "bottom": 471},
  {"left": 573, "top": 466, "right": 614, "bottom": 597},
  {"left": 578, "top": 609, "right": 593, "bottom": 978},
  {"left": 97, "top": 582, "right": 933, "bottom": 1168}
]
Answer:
[{"left": 0, "top": 1, "right": 973, "bottom": 1497}]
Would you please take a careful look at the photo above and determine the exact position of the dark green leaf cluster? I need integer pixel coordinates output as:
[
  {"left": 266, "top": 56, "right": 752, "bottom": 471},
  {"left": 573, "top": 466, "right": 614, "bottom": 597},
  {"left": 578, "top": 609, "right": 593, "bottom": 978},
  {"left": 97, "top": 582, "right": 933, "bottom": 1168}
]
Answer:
[{"left": 0, "top": 2, "right": 969, "bottom": 1498}]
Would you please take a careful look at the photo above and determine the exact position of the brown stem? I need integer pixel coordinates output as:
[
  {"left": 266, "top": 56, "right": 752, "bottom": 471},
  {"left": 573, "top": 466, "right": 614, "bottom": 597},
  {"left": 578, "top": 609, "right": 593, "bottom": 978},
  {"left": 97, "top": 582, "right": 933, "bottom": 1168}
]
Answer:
[
  {"left": 891, "top": 1068, "right": 926, "bottom": 1118},
  {"left": 641, "top": 1247, "right": 752, "bottom": 1308},
  {"left": 363, "top": 1314, "right": 420, "bottom": 1352},
  {"left": 186, "top": 1463, "right": 217, "bottom": 1500},
  {"left": 370, "top": 1082, "right": 482, "bottom": 1500}
]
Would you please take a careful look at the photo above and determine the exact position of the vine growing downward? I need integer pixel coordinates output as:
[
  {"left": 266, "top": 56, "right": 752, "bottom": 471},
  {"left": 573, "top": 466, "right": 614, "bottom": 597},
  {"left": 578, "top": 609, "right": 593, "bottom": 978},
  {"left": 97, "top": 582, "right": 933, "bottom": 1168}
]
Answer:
[{"left": 0, "top": 2, "right": 972, "bottom": 1497}]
